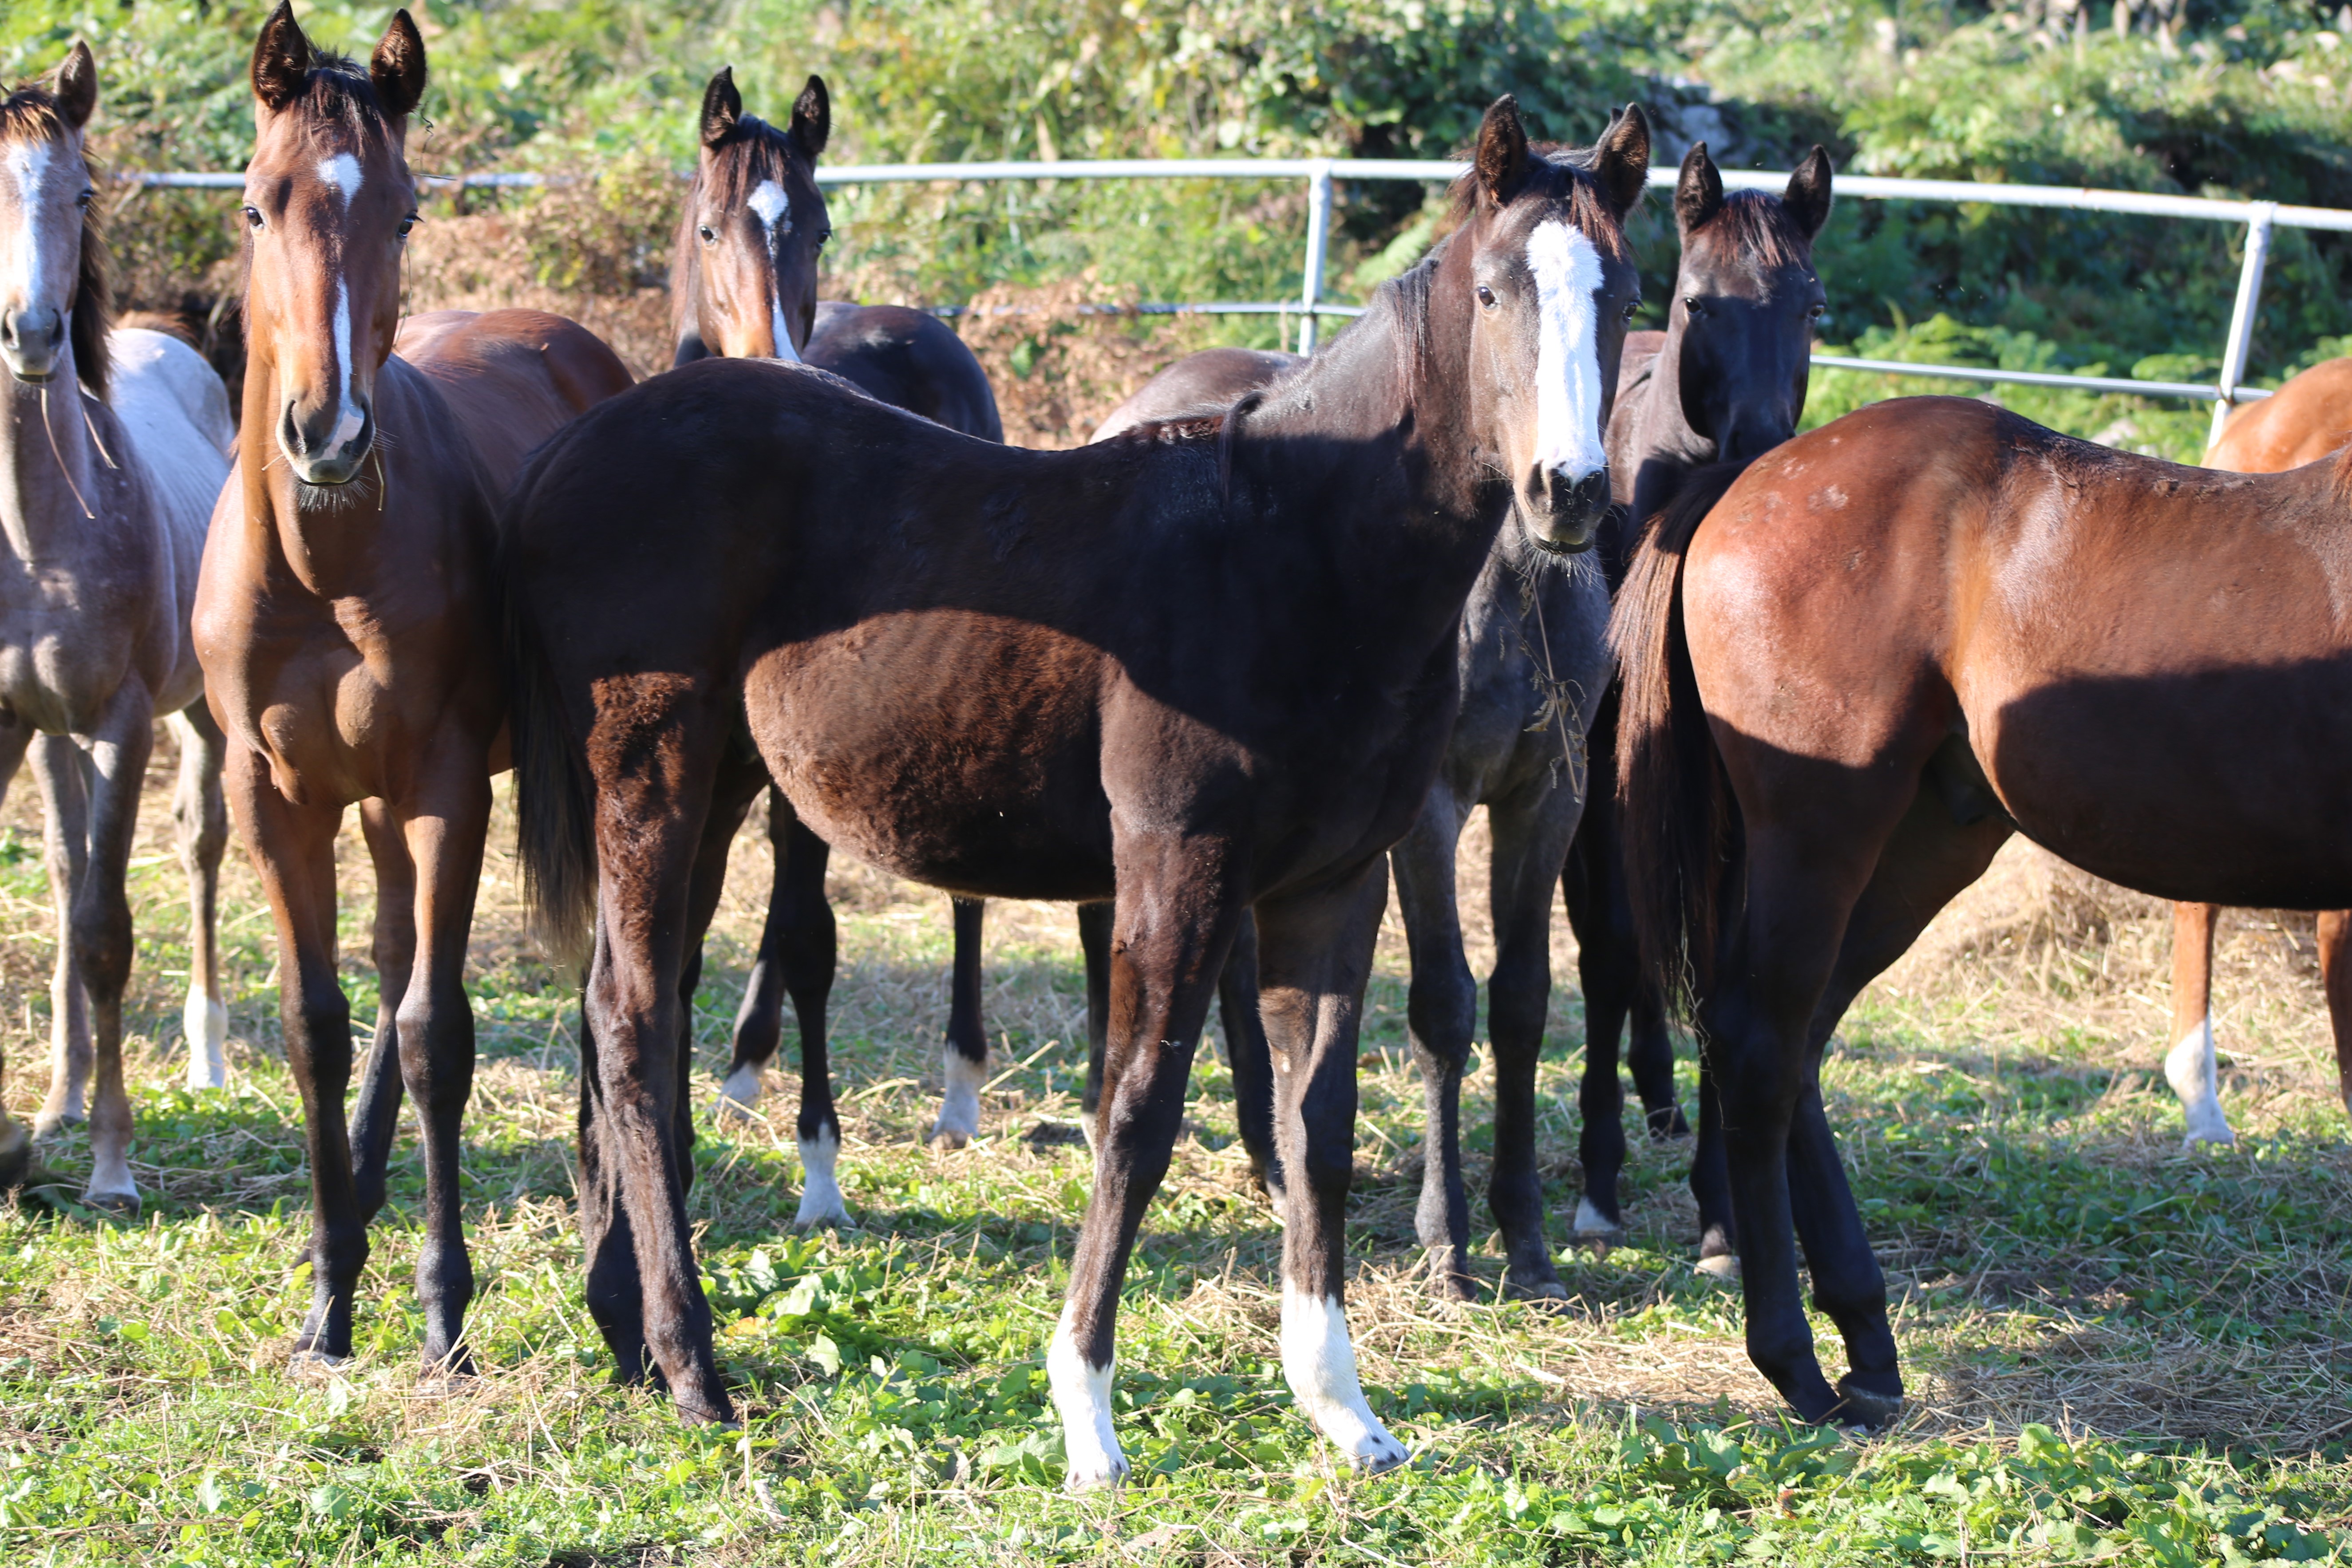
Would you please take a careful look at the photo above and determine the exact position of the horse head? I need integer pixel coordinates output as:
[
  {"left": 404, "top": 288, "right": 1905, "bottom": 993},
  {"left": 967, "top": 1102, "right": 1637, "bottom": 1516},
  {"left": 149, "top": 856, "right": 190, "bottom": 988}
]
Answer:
[
  {"left": 1668, "top": 141, "right": 1832, "bottom": 463},
  {"left": 671, "top": 69, "right": 830, "bottom": 365},
  {"left": 1439, "top": 96, "right": 1648, "bottom": 555},
  {"left": 0, "top": 42, "right": 105, "bottom": 393},
  {"left": 241, "top": 2, "right": 424, "bottom": 487}
]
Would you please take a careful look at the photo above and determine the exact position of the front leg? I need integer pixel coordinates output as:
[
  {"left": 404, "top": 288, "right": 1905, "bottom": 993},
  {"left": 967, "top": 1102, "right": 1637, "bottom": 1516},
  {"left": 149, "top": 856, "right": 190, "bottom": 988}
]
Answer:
[
  {"left": 932, "top": 897, "right": 989, "bottom": 1147},
  {"left": 1049, "top": 833, "right": 1244, "bottom": 1488},
  {"left": 1485, "top": 784, "right": 1583, "bottom": 1297},
  {"left": 1255, "top": 865, "right": 1410, "bottom": 1471},
  {"left": 30, "top": 734, "right": 91, "bottom": 1138},
  {"left": 70, "top": 685, "right": 160, "bottom": 1207},
  {"left": 167, "top": 706, "right": 231, "bottom": 1091},
  {"left": 226, "top": 744, "right": 366, "bottom": 1364},
  {"left": 1387, "top": 785, "right": 1478, "bottom": 1299},
  {"left": 349, "top": 798, "right": 414, "bottom": 1222}
]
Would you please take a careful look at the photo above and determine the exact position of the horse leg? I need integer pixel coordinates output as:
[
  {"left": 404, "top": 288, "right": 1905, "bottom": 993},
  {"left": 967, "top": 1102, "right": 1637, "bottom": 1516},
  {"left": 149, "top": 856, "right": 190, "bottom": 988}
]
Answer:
[
  {"left": 1486, "top": 785, "right": 1581, "bottom": 1296},
  {"left": 67, "top": 687, "right": 158, "bottom": 1207},
  {"left": 2166, "top": 903, "right": 2235, "bottom": 1145},
  {"left": 1048, "top": 836, "right": 1243, "bottom": 1487},
  {"left": 167, "top": 706, "right": 230, "bottom": 1091},
  {"left": 1253, "top": 865, "right": 1411, "bottom": 1469},
  {"left": 580, "top": 677, "right": 731, "bottom": 1422},
  {"left": 1076, "top": 899, "right": 1112, "bottom": 1150},
  {"left": 387, "top": 759, "right": 494, "bottom": 1374},
  {"left": 228, "top": 743, "right": 365, "bottom": 1363},
  {"left": 767, "top": 811, "right": 845, "bottom": 1228},
  {"left": 1386, "top": 786, "right": 1476, "bottom": 1297},
  {"left": 1688, "top": 1060, "right": 1738, "bottom": 1275},
  {"left": 717, "top": 787, "right": 801, "bottom": 1118},
  {"left": 1564, "top": 817, "right": 1633, "bottom": 1245},
  {"left": 0, "top": 713, "right": 32, "bottom": 1185},
  {"left": 30, "top": 735, "right": 90, "bottom": 1138},
  {"left": 932, "top": 897, "right": 989, "bottom": 1146},
  {"left": 577, "top": 933, "right": 649, "bottom": 1383},
  {"left": 1216, "top": 908, "right": 1286, "bottom": 1211},
  {"left": 2317, "top": 911, "right": 2352, "bottom": 1119},
  {"left": 349, "top": 799, "right": 413, "bottom": 1223},
  {"left": 681, "top": 756, "right": 767, "bottom": 1199}
]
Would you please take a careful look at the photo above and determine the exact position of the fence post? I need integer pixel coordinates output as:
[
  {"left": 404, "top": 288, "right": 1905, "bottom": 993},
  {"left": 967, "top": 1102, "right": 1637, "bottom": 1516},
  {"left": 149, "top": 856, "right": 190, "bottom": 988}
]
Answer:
[
  {"left": 2210, "top": 201, "right": 2277, "bottom": 451},
  {"left": 1298, "top": 160, "right": 1335, "bottom": 355}
]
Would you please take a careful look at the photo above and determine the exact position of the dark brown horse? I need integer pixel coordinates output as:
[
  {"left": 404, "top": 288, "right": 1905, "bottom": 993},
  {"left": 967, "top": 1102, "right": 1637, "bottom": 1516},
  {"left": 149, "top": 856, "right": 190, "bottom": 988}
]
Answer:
[
  {"left": 1566, "top": 140, "right": 1831, "bottom": 1268},
  {"left": 504, "top": 99, "right": 1648, "bottom": 1461},
  {"left": 2167, "top": 366, "right": 2352, "bottom": 1141},
  {"left": 191, "top": 4, "right": 631, "bottom": 1374},
  {"left": 1616, "top": 388, "right": 2352, "bottom": 1426}
]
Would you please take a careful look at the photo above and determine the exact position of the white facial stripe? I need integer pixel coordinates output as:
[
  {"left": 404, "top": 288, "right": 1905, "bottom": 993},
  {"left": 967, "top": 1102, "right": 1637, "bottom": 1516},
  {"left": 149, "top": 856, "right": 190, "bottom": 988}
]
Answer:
[
  {"left": 1526, "top": 220, "right": 1609, "bottom": 480},
  {"left": 5, "top": 140, "right": 55, "bottom": 307},
  {"left": 770, "top": 300, "right": 802, "bottom": 362},
  {"left": 327, "top": 282, "right": 366, "bottom": 450},
  {"left": 317, "top": 153, "right": 363, "bottom": 206},
  {"left": 748, "top": 179, "right": 789, "bottom": 233},
  {"left": 745, "top": 180, "right": 802, "bottom": 360}
]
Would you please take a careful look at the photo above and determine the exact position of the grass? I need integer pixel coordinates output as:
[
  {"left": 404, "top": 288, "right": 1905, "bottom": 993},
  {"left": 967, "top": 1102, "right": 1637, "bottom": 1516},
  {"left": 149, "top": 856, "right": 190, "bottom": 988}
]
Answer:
[{"left": 2, "top": 744, "right": 2350, "bottom": 1564}]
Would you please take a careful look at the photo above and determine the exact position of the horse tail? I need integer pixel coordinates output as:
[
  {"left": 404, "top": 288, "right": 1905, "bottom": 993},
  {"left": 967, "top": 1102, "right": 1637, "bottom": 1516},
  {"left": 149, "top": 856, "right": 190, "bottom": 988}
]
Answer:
[
  {"left": 501, "top": 454, "right": 598, "bottom": 972},
  {"left": 1610, "top": 458, "right": 1750, "bottom": 1011}
]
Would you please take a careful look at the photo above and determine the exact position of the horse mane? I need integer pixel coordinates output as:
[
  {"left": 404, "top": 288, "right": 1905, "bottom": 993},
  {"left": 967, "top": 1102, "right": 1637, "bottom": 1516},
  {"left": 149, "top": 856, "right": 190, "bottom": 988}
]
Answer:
[
  {"left": 280, "top": 47, "right": 391, "bottom": 144},
  {"left": 1693, "top": 190, "right": 1812, "bottom": 269},
  {"left": 0, "top": 84, "right": 109, "bottom": 399}
]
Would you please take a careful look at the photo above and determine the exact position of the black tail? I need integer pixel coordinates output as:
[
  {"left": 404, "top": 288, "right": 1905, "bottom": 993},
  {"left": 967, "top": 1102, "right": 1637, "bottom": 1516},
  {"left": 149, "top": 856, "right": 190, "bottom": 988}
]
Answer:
[
  {"left": 500, "top": 451, "right": 597, "bottom": 971},
  {"left": 1609, "top": 459, "right": 1751, "bottom": 1012}
]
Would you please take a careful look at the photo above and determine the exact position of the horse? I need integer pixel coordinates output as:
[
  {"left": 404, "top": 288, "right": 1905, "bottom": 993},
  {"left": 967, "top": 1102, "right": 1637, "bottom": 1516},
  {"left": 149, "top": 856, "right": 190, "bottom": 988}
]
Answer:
[
  {"left": 1614, "top": 383, "right": 2352, "bottom": 1426},
  {"left": 1090, "top": 340, "right": 1616, "bottom": 1302},
  {"left": 661, "top": 69, "right": 1013, "bottom": 1207},
  {"left": 2165, "top": 365, "right": 2352, "bottom": 1141},
  {"left": 1565, "top": 140, "right": 1831, "bottom": 1269},
  {"left": 0, "top": 45, "right": 233, "bottom": 1204},
  {"left": 502, "top": 98, "right": 1649, "bottom": 1460},
  {"left": 189, "top": 4, "right": 632, "bottom": 1374}
]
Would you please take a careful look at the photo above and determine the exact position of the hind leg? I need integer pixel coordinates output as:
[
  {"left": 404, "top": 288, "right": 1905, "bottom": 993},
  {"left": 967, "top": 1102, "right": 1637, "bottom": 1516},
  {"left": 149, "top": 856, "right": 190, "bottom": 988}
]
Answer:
[
  {"left": 2166, "top": 903, "right": 2234, "bottom": 1145},
  {"left": 167, "top": 707, "right": 230, "bottom": 1091},
  {"left": 31, "top": 735, "right": 91, "bottom": 1138},
  {"left": 1077, "top": 900, "right": 1112, "bottom": 1149},
  {"left": 932, "top": 897, "right": 988, "bottom": 1147},
  {"left": 1216, "top": 909, "right": 1286, "bottom": 1209},
  {"left": 0, "top": 714, "right": 32, "bottom": 1184},
  {"left": 2318, "top": 911, "right": 2352, "bottom": 1120},
  {"left": 1565, "top": 805, "right": 1634, "bottom": 1245},
  {"left": 717, "top": 787, "right": 799, "bottom": 1117},
  {"left": 1388, "top": 784, "right": 1478, "bottom": 1299},
  {"left": 1485, "top": 782, "right": 1583, "bottom": 1296}
]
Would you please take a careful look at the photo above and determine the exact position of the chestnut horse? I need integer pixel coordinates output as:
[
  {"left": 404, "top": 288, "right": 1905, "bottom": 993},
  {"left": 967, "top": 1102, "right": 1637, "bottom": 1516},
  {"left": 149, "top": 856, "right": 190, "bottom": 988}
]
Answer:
[
  {"left": 1566, "top": 140, "right": 1831, "bottom": 1267},
  {"left": 1617, "top": 389, "right": 2352, "bottom": 1426},
  {"left": 2167, "top": 364, "right": 2352, "bottom": 1141},
  {"left": 191, "top": 5, "right": 632, "bottom": 1374},
  {"left": 664, "top": 69, "right": 1010, "bottom": 1203},
  {"left": 504, "top": 99, "right": 1646, "bottom": 1459},
  {"left": 0, "top": 47, "right": 233, "bottom": 1201},
  {"left": 1091, "top": 341, "right": 1616, "bottom": 1302}
]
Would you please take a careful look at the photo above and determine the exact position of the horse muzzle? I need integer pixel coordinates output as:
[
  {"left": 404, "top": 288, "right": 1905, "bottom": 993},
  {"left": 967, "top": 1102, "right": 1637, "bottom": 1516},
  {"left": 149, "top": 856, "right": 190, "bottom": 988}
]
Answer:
[
  {"left": 0, "top": 305, "right": 64, "bottom": 384},
  {"left": 279, "top": 397, "right": 376, "bottom": 486},
  {"left": 1520, "top": 463, "right": 1610, "bottom": 554}
]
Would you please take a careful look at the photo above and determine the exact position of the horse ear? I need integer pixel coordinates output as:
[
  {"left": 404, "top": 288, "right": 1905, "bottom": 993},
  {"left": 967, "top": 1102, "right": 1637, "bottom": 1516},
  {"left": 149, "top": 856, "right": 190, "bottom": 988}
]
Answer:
[
  {"left": 791, "top": 75, "right": 830, "bottom": 159},
  {"left": 1474, "top": 95, "right": 1530, "bottom": 205},
  {"left": 370, "top": 9, "right": 427, "bottom": 121},
  {"left": 250, "top": 0, "right": 310, "bottom": 115},
  {"left": 53, "top": 42, "right": 97, "bottom": 132},
  {"left": 1784, "top": 145, "right": 1834, "bottom": 240},
  {"left": 1675, "top": 141, "right": 1723, "bottom": 234},
  {"left": 1593, "top": 103, "right": 1651, "bottom": 219},
  {"left": 700, "top": 67, "right": 742, "bottom": 149}
]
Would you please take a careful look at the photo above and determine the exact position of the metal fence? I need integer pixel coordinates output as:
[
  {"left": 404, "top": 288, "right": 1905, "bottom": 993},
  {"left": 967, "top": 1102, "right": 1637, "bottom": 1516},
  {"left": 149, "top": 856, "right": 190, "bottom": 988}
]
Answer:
[{"left": 132, "top": 158, "right": 2352, "bottom": 443}]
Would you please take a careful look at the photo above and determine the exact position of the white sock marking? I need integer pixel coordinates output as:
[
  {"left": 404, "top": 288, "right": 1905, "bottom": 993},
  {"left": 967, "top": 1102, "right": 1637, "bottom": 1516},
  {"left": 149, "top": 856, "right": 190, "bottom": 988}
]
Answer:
[
  {"left": 1573, "top": 1195, "right": 1618, "bottom": 1238},
  {"left": 1047, "top": 1300, "right": 1126, "bottom": 1488},
  {"left": 2165, "top": 1016, "right": 2236, "bottom": 1146},
  {"left": 183, "top": 984, "right": 227, "bottom": 1090},
  {"left": 715, "top": 1061, "right": 765, "bottom": 1120},
  {"left": 794, "top": 1126, "right": 850, "bottom": 1228},
  {"left": 1525, "top": 220, "right": 1609, "bottom": 483},
  {"left": 931, "top": 1047, "right": 986, "bottom": 1145},
  {"left": 1079, "top": 1105, "right": 1099, "bottom": 1153},
  {"left": 1280, "top": 1285, "right": 1408, "bottom": 1471}
]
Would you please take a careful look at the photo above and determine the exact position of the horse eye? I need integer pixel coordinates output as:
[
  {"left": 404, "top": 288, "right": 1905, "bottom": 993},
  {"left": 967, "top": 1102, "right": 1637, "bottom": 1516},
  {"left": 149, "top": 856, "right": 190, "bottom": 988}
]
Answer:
[
  {"left": 1809, "top": 303, "right": 1826, "bottom": 319},
  {"left": 75, "top": 187, "right": 94, "bottom": 210},
  {"left": 242, "top": 205, "right": 264, "bottom": 230},
  {"left": 1683, "top": 296, "right": 1703, "bottom": 315},
  {"left": 1475, "top": 285, "right": 1497, "bottom": 309},
  {"left": 1622, "top": 301, "right": 1638, "bottom": 320},
  {"left": 397, "top": 213, "right": 418, "bottom": 239},
  {"left": 699, "top": 225, "right": 717, "bottom": 245},
  {"left": 818, "top": 228, "right": 834, "bottom": 248}
]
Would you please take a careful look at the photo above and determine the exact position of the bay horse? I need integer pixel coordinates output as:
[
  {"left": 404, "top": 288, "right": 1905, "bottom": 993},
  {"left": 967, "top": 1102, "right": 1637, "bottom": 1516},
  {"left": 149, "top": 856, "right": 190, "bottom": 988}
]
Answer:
[
  {"left": 664, "top": 69, "right": 1010, "bottom": 1210},
  {"left": 1091, "top": 342, "right": 1616, "bottom": 1302},
  {"left": 1566, "top": 140, "right": 1831, "bottom": 1268},
  {"left": 504, "top": 98, "right": 1648, "bottom": 1458},
  {"left": 1616, "top": 387, "right": 2352, "bottom": 1426},
  {"left": 0, "top": 45, "right": 233, "bottom": 1201},
  {"left": 190, "top": 5, "right": 632, "bottom": 1374},
  {"left": 2167, "top": 364, "right": 2352, "bottom": 1141}
]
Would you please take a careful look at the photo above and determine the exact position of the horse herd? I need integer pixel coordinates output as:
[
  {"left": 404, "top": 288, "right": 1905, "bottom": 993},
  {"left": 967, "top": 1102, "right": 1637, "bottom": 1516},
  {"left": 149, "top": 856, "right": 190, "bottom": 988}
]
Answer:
[{"left": 3, "top": 1, "right": 2347, "bottom": 1482}]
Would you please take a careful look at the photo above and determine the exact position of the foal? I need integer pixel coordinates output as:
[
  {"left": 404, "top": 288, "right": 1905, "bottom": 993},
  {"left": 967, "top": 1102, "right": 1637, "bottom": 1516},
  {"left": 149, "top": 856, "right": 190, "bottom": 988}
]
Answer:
[
  {"left": 0, "top": 47, "right": 232, "bottom": 1202},
  {"left": 1567, "top": 141, "right": 1830, "bottom": 1265},
  {"left": 508, "top": 99, "right": 1644, "bottom": 1458},
  {"left": 192, "top": 5, "right": 631, "bottom": 1371}
]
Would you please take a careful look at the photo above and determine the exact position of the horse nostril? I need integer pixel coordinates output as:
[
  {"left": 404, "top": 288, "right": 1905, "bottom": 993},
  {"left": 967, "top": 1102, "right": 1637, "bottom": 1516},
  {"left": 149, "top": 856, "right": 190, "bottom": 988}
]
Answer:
[{"left": 1572, "top": 469, "right": 1610, "bottom": 516}]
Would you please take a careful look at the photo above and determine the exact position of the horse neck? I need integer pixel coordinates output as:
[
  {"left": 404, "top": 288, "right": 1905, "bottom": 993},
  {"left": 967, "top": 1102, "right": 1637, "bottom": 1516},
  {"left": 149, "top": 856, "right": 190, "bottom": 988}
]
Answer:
[
  {"left": 0, "top": 337, "right": 106, "bottom": 561},
  {"left": 235, "top": 348, "right": 398, "bottom": 596},
  {"left": 1626, "top": 316, "right": 1710, "bottom": 464}
]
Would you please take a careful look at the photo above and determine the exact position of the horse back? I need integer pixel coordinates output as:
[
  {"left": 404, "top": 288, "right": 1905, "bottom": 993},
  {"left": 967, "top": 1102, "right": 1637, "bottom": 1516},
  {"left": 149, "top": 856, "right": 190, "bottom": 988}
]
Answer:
[
  {"left": 396, "top": 309, "right": 634, "bottom": 489},
  {"left": 2208, "top": 357, "right": 2352, "bottom": 474},
  {"left": 1093, "top": 347, "right": 1301, "bottom": 441},
  {"left": 805, "top": 304, "right": 1003, "bottom": 442}
]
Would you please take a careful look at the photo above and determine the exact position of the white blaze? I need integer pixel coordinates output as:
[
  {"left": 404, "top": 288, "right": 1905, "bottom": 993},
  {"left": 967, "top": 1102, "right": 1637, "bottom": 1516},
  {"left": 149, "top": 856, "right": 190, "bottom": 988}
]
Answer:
[
  {"left": 1047, "top": 1301, "right": 1126, "bottom": 1487},
  {"left": 746, "top": 178, "right": 802, "bottom": 363},
  {"left": 1525, "top": 220, "right": 1608, "bottom": 482},
  {"left": 1280, "top": 1284, "right": 1410, "bottom": 1471},
  {"left": 316, "top": 153, "right": 363, "bottom": 206},
  {"left": 326, "top": 282, "right": 366, "bottom": 451},
  {"left": 5, "top": 140, "right": 55, "bottom": 311}
]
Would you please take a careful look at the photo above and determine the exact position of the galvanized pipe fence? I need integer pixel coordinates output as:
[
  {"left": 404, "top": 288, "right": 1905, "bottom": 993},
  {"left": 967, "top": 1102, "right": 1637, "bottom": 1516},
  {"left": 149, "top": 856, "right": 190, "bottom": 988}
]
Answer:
[{"left": 131, "top": 158, "right": 2352, "bottom": 442}]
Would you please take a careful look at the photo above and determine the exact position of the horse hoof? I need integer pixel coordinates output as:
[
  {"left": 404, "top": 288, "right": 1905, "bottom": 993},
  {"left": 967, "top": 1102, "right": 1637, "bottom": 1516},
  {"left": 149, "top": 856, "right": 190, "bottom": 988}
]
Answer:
[
  {"left": 289, "top": 1347, "right": 351, "bottom": 1379},
  {"left": 1695, "top": 1253, "right": 1740, "bottom": 1281},
  {"left": 1571, "top": 1197, "right": 1625, "bottom": 1253},
  {"left": 1831, "top": 1378, "right": 1904, "bottom": 1433},
  {"left": 1506, "top": 1276, "right": 1570, "bottom": 1309},
  {"left": 30, "top": 1109, "right": 82, "bottom": 1141},
  {"left": 713, "top": 1063, "right": 765, "bottom": 1123},
  {"left": 83, "top": 1185, "right": 140, "bottom": 1215},
  {"left": 928, "top": 1123, "right": 972, "bottom": 1150},
  {"left": 1348, "top": 1432, "right": 1412, "bottom": 1474}
]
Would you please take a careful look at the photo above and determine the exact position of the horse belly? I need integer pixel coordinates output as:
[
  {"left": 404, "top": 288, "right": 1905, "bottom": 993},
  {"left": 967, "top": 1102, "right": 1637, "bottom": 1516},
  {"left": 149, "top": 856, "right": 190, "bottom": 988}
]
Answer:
[
  {"left": 1979, "top": 658, "right": 2352, "bottom": 907},
  {"left": 747, "top": 616, "right": 1114, "bottom": 901}
]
